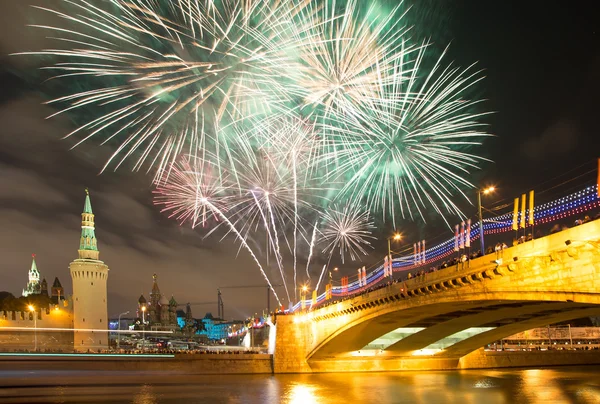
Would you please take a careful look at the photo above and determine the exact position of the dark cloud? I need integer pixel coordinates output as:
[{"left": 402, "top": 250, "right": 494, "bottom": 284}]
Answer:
[{"left": 520, "top": 119, "right": 580, "bottom": 162}]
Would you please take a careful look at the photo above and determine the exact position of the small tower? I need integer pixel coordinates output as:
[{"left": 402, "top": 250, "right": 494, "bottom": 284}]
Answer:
[
  {"left": 69, "top": 189, "right": 109, "bottom": 351},
  {"left": 51, "top": 277, "right": 64, "bottom": 302},
  {"left": 149, "top": 274, "right": 161, "bottom": 324},
  {"left": 169, "top": 296, "right": 178, "bottom": 326},
  {"left": 22, "top": 254, "right": 41, "bottom": 297},
  {"left": 40, "top": 278, "right": 48, "bottom": 297},
  {"left": 159, "top": 294, "right": 170, "bottom": 325}
]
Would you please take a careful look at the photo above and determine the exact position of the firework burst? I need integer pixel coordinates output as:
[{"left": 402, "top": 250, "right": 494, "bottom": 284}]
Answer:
[
  {"left": 21, "top": 0, "right": 493, "bottom": 303},
  {"left": 320, "top": 204, "right": 375, "bottom": 264},
  {"left": 321, "top": 45, "right": 491, "bottom": 226},
  {"left": 21, "top": 0, "right": 309, "bottom": 175},
  {"left": 291, "top": 0, "right": 418, "bottom": 118},
  {"left": 153, "top": 154, "right": 234, "bottom": 228}
]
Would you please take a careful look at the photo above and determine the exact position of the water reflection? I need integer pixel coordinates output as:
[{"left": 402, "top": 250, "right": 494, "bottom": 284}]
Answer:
[
  {"left": 0, "top": 367, "right": 600, "bottom": 403},
  {"left": 285, "top": 383, "right": 320, "bottom": 404},
  {"left": 133, "top": 385, "right": 158, "bottom": 404}
]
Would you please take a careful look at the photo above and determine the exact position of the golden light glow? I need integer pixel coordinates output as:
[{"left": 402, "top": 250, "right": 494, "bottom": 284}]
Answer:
[
  {"left": 411, "top": 348, "right": 442, "bottom": 356},
  {"left": 333, "top": 267, "right": 338, "bottom": 271},
  {"left": 28, "top": 305, "right": 35, "bottom": 312},
  {"left": 393, "top": 233, "right": 402, "bottom": 241},
  {"left": 293, "top": 314, "right": 308, "bottom": 324},
  {"left": 301, "top": 285, "right": 308, "bottom": 292},
  {"left": 482, "top": 186, "right": 495, "bottom": 195},
  {"left": 286, "top": 383, "right": 319, "bottom": 404},
  {"left": 141, "top": 306, "right": 146, "bottom": 312}
]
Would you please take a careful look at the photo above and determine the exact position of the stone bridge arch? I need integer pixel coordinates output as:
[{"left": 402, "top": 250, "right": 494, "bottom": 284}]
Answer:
[{"left": 274, "top": 220, "right": 600, "bottom": 373}]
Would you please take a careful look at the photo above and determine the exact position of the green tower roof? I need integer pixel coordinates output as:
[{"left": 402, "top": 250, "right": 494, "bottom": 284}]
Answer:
[
  {"left": 79, "top": 189, "right": 98, "bottom": 252},
  {"left": 83, "top": 188, "right": 93, "bottom": 214}
]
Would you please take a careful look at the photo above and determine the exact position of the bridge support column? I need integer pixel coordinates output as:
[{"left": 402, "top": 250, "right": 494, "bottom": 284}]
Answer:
[{"left": 273, "top": 314, "right": 313, "bottom": 373}]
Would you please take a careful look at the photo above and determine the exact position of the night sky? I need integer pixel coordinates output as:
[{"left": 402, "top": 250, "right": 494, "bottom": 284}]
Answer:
[{"left": 0, "top": 1, "right": 598, "bottom": 318}]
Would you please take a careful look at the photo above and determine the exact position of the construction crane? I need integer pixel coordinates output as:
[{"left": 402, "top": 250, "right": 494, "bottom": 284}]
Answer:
[{"left": 217, "top": 285, "right": 283, "bottom": 319}]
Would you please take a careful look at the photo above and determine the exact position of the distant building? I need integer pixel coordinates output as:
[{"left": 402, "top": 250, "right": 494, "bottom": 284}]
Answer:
[
  {"left": 196, "top": 313, "right": 244, "bottom": 341},
  {"left": 137, "top": 274, "right": 178, "bottom": 332},
  {"left": 21, "top": 255, "right": 64, "bottom": 302},
  {"left": 22, "top": 255, "right": 41, "bottom": 297}
]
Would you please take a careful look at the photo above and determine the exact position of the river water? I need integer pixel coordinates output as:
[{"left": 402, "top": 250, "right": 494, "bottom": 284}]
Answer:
[{"left": 1, "top": 366, "right": 599, "bottom": 403}]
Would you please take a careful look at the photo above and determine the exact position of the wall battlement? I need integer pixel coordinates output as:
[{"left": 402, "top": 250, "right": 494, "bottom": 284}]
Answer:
[{"left": 0, "top": 306, "right": 75, "bottom": 351}]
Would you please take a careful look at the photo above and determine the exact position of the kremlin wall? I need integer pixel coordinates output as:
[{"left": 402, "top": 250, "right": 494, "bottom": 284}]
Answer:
[{"left": 0, "top": 190, "right": 109, "bottom": 352}]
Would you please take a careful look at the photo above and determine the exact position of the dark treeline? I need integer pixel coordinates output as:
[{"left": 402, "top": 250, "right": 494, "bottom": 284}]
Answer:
[{"left": 0, "top": 291, "right": 52, "bottom": 312}]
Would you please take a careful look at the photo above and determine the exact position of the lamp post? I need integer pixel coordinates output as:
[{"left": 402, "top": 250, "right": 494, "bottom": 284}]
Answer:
[
  {"left": 28, "top": 305, "right": 37, "bottom": 352},
  {"left": 301, "top": 285, "right": 308, "bottom": 310},
  {"left": 117, "top": 311, "right": 130, "bottom": 350},
  {"left": 387, "top": 233, "right": 402, "bottom": 277},
  {"left": 477, "top": 187, "right": 495, "bottom": 254},
  {"left": 328, "top": 267, "right": 338, "bottom": 288},
  {"left": 141, "top": 306, "right": 146, "bottom": 351}
]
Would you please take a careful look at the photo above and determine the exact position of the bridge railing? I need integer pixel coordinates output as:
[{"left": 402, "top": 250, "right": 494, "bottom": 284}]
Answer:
[{"left": 290, "top": 185, "right": 599, "bottom": 313}]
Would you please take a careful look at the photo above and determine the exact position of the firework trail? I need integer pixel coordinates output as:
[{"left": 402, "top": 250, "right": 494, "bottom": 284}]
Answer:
[
  {"left": 207, "top": 201, "right": 283, "bottom": 308},
  {"left": 314, "top": 264, "right": 328, "bottom": 295},
  {"left": 154, "top": 157, "right": 283, "bottom": 306},
  {"left": 304, "top": 221, "right": 319, "bottom": 281},
  {"left": 249, "top": 189, "right": 290, "bottom": 303}
]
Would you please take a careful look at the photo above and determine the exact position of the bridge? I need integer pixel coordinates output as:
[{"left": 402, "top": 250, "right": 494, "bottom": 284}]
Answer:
[{"left": 273, "top": 219, "right": 600, "bottom": 373}]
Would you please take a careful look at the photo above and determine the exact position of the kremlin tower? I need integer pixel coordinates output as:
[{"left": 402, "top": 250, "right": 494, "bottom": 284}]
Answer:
[
  {"left": 22, "top": 254, "right": 41, "bottom": 297},
  {"left": 69, "top": 189, "right": 109, "bottom": 351}
]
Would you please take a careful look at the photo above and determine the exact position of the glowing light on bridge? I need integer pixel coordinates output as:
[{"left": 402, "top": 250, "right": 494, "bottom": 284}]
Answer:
[{"left": 289, "top": 184, "right": 599, "bottom": 312}]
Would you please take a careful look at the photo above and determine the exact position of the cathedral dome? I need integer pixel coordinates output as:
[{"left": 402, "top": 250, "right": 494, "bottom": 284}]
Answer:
[{"left": 159, "top": 294, "right": 169, "bottom": 306}]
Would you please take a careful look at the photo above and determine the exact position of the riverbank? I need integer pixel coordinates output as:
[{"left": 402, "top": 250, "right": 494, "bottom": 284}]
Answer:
[
  {"left": 1, "top": 349, "right": 600, "bottom": 374},
  {"left": 0, "top": 353, "right": 273, "bottom": 374}
]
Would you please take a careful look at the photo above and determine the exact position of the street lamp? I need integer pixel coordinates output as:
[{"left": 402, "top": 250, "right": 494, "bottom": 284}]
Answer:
[
  {"left": 387, "top": 233, "right": 402, "bottom": 257},
  {"left": 328, "top": 267, "right": 338, "bottom": 287},
  {"left": 301, "top": 285, "right": 309, "bottom": 310},
  {"left": 141, "top": 306, "right": 146, "bottom": 351},
  {"left": 387, "top": 233, "right": 402, "bottom": 269},
  {"left": 117, "top": 311, "right": 130, "bottom": 350},
  {"left": 478, "top": 186, "right": 496, "bottom": 254},
  {"left": 28, "top": 305, "right": 37, "bottom": 352}
]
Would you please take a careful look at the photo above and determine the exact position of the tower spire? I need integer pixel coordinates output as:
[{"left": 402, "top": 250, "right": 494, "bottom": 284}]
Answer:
[
  {"left": 79, "top": 188, "right": 99, "bottom": 260},
  {"left": 31, "top": 254, "right": 38, "bottom": 274}
]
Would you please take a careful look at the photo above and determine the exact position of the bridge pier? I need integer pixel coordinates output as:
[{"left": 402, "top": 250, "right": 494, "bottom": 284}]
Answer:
[{"left": 273, "top": 314, "right": 312, "bottom": 373}]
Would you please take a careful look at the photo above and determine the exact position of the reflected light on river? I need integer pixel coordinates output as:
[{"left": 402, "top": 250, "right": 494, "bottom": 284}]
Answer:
[
  {"left": 2, "top": 367, "right": 600, "bottom": 403},
  {"left": 133, "top": 385, "right": 158, "bottom": 404},
  {"left": 517, "top": 369, "right": 569, "bottom": 403},
  {"left": 285, "top": 383, "right": 320, "bottom": 404}
]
